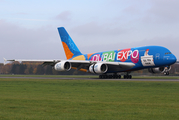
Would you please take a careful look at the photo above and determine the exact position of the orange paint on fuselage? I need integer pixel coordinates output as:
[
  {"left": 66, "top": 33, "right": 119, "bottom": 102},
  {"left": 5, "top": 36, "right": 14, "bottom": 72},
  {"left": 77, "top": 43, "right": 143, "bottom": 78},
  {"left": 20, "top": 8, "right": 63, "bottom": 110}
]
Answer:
[
  {"left": 62, "top": 42, "right": 74, "bottom": 59},
  {"left": 72, "top": 55, "right": 85, "bottom": 60},
  {"left": 87, "top": 53, "right": 94, "bottom": 60}
]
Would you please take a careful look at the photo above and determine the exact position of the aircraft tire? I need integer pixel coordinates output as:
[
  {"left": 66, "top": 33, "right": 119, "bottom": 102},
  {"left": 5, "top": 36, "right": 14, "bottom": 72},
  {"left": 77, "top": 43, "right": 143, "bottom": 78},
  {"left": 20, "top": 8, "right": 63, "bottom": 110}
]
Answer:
[
  {"left": 113, "top": 75, "right": 117, "bottom": 79},
  {"left": 124, "top": 75, "right": 132, "bottom": 79},
  {"left": 118, "top": 75, "right": 121, "bottom": 79},
  {"left": 99, "top": 75, "right": 123, "bottom": 79},
  {"left": 99, "top": 75, "right": 122, "bottom": 79},
  {"left": 109, "top": 75, "right": 113, "bottom": 79},
  {"left": 165, "top": 72, "right": 169, "bottom": 75}
]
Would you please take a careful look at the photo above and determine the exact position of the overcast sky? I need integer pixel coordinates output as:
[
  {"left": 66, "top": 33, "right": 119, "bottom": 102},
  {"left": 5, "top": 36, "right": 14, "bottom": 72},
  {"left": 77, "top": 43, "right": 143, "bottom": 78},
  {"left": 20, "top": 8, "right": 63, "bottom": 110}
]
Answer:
[{"left": 0, "top": 0, "right": 179, "bottom": 63}]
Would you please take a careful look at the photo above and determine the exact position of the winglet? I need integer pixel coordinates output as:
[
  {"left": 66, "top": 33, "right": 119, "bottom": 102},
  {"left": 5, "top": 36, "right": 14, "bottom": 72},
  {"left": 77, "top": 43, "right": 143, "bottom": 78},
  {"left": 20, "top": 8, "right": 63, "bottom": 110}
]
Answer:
[
  {"left": 3, "top": 58, "right": 15, "bottom": 65},
  {"left": 3, "top": 58, "right": 7, "bottom": 65}
]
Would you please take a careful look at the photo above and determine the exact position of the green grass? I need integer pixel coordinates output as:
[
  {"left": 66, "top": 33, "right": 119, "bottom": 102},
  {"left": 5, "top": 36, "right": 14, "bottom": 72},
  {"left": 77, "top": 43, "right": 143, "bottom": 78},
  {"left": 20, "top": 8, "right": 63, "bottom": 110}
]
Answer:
[{"left": 0, "top": 78, "right": 179, "bottom": 120}]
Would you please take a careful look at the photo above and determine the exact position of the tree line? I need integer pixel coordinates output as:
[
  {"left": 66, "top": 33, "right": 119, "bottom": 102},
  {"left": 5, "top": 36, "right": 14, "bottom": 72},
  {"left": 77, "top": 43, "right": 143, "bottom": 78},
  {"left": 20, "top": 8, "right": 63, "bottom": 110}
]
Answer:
[
  {"left": 0, "top": 62, "right": 91, "bottom": 75},
  {"left": 0, "top": 62, "right": 179, "bottom": 75}
]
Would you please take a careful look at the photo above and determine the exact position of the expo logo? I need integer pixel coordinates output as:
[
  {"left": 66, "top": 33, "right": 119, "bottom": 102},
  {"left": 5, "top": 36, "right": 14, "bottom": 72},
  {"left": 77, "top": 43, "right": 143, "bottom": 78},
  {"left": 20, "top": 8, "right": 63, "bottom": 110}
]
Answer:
[
  {"left": 90, "top": 54, "right": 102, "bottom": 61},
  {"left": 117, "top": 49, "right": 139, "bottom": 63}
]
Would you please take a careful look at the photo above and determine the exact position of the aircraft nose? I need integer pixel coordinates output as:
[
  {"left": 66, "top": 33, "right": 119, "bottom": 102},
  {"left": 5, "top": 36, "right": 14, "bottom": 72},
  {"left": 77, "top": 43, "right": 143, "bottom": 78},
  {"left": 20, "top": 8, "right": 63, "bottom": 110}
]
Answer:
[
  {"left": 170, "top": 54, "right": 177, "bottom": 64},
  {"left": 164, "top": 54, "right": 177, "bottom": 65}
]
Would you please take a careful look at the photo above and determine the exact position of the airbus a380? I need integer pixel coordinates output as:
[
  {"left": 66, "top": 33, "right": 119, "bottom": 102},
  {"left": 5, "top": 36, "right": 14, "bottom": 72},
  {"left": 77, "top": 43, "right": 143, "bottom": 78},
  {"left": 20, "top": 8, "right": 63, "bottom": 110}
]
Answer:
[{"left": 5, "top": 27, "right": 177, "bottom": 79}]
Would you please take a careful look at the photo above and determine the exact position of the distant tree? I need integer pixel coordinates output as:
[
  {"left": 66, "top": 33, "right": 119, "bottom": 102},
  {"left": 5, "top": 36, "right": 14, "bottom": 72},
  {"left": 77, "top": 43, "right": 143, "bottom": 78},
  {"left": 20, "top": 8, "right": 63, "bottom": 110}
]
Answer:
[
  {"left": 29, "top": 66, "right": 33, "bottom": 74},
  {"left": 0, "top": 63, "right": 12, "bottom": 74},
  {"left": 36, "top": 65, "right": 44, "bottom": 75},
  {"left": 11, "top": 64, "right": 16, "bottom": 74},
  {"left": 33, "top": 68, "right": 37, "bottom": 74},
  {"left": 19, "top": 64, "right": 27, "bottom": 74},
  {"left": 45, "top": 65, "right": 53, "bottom": 75}
]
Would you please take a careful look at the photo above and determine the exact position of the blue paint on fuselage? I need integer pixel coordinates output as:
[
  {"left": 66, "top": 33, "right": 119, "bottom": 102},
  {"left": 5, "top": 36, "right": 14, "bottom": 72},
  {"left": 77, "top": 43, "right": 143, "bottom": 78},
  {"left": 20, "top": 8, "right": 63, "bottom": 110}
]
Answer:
[
  {"left": 131, "top": 46, "right": 176, "bottom": 71},
  {"left": 75, "top": 45, "right": 177, "bottom": 73}
]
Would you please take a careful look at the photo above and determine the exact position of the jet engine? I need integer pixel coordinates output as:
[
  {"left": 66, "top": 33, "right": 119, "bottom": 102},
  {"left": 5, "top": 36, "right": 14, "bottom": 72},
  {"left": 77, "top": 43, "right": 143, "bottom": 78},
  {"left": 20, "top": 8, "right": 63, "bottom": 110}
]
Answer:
[
  {"left": 54, "top": 61, "right": 71, "bottom": 71},
  {"left": 89, "top": 63, "right": 108, "bottom": 74},
  {"left": 148, "top": 66, "right": 166, "bottom": 73}
]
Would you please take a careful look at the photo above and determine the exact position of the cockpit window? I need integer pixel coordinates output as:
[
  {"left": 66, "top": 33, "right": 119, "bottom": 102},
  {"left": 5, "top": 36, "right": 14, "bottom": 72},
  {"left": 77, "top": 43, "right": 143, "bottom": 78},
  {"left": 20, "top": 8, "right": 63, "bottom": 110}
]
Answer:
[{"left": 165, "top": 52, "right": 172, "bottom": 55}]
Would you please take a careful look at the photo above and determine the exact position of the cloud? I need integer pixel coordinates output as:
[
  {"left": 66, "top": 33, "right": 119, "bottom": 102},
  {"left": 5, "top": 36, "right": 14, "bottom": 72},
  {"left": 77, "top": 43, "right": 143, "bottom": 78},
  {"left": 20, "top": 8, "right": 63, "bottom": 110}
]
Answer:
[
  {"left": 145, "top": 0, "right": 179, "bottom": 23},
  {"left": 72, "top": 22, "right": 127, "bottom": 36},
  {"left": 0, "top": 20, "right": 65, "bottom": 62},
  {"left": 0, "top": 20, "right": 47, "bottom": 43},
  {"left": 13, "top": 18, "right": 49, "bottom": 22},
  {"left": 123, "top": 6, "right": 140, "bottom": 15},
  {"left": 66, "top": 21, "right": 130, "bottom": 51},
  {"left": 55, "top": 11, "right": 72, "bottom": 22},
  {"left": 1, "top": 0, "right": 179, "bottom": 63}
]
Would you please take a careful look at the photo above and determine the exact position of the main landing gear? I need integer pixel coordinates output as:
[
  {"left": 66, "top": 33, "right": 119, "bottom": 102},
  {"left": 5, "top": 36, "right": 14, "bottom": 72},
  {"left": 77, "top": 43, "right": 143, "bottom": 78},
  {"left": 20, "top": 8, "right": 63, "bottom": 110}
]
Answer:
[
  {"left": 99, "top": 74, "right": 121, "bottom": 79},
  {"left": 99, "top": 73, "right": 132, "bottom": 79},
  {"left": 124, "top": 72, "right": 132, "bottom": 79},
  {"left": 123, "top": 74, "right": 132, "bottom": 79}
]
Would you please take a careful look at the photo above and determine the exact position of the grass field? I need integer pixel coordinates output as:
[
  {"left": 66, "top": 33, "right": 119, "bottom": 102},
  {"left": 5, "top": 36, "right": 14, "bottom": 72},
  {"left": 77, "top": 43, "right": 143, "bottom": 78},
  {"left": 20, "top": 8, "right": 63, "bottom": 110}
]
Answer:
[{"left": 0, "top": 77, "right": 179, "bottom": 120}]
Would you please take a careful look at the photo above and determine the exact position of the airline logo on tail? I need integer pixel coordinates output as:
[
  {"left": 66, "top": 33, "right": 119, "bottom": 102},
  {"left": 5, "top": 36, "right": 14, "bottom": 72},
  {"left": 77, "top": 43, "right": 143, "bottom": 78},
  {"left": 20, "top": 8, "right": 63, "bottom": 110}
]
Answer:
[{"left": 58, "top": 27, "right": 82, "bottom": 59}]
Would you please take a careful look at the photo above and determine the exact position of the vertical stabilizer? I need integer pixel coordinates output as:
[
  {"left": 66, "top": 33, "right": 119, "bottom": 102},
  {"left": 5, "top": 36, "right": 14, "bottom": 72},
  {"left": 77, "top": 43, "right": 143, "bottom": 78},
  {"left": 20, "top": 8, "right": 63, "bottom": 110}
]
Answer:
[{"left": 58, "top": 27, "right": 82, "bottom": 59}]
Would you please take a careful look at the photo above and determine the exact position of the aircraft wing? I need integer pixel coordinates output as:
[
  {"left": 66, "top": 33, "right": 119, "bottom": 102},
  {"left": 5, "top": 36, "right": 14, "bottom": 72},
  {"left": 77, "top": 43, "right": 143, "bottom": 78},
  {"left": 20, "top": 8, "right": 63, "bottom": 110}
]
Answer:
[
  {"left": 103, "top": 62, "right": 135, "bottom": 71},
  {"left": 4, "top": 58, "right": 135, "bottom": 72},
  {"left": 4, "top": 58, "right": 60, "bottom": 66},
  {"left": 52, "top": 60, "right": 135, "bottom": 72}
]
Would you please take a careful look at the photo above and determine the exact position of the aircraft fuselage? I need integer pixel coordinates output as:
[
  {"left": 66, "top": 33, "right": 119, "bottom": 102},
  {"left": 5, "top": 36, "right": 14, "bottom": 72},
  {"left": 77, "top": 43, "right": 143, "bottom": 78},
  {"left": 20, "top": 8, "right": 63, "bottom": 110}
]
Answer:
[{"left": 71, "top": 46, "right": 176, "bottom": 73}]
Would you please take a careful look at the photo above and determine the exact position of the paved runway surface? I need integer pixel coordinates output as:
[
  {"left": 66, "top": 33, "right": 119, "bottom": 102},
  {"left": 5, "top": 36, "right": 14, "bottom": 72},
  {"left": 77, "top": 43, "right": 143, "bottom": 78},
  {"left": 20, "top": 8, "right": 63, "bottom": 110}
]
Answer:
[{"left": 0, "top": 76, "right": 179, "bottom": 82}]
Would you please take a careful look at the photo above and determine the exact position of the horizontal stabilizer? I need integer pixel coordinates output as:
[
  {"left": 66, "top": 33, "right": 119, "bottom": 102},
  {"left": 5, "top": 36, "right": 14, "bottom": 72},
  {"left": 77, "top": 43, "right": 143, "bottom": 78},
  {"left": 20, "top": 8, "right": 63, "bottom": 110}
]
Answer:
[{"left": 3, "top": 59, "right": 61, "bottom": 66}]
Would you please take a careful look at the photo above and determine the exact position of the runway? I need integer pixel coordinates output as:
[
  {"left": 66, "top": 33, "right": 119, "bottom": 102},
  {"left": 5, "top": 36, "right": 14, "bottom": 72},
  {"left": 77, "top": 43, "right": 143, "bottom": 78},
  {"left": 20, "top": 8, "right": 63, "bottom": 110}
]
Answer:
[{"left": 0, "top": 76, "right": 179, "bottom": 82}]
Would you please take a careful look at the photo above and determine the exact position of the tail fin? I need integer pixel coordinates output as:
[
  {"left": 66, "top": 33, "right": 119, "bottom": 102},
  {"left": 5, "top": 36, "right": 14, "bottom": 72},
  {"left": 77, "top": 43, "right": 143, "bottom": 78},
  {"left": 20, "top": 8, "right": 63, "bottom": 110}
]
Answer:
[{"left": 57, "top": 27, "right": 82, "bottom": 59}]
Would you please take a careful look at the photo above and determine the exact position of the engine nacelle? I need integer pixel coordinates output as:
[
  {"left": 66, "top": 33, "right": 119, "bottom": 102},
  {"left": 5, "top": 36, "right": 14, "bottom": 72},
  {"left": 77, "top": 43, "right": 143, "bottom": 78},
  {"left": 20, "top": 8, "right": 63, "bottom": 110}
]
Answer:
[
  {"left": 54, "top": 61, "right": 71, "bottom": 71},
  {"left": 148, "top": 67, "right": 165, "bottom": 73},
  {"left": 89, "top": 63, "right": 108, "bottom": 74}
]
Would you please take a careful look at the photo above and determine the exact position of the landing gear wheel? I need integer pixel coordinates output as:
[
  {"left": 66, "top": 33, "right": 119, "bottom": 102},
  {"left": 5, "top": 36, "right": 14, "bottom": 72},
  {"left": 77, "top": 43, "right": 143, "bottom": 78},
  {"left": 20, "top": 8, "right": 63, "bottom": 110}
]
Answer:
[
  {"left": 165, "top": 72, "right": 169, "bottom": 75},
  {"left": 118, "top": 75, "right": 121, "bottom": 79},
  {"left": 112, "top": 75, "right": 118, "bottom": 79},
  {"left": 99, "top": 74, "right": 121, "bottom": 79},
  {"left": 109, "top": 75, "right": 113, "bottom": 79},
  {"left": 124, "top": 75, "right": 127, "bottom": 79},
  {"left": 123, "top": 75, "right": 132, "bottom": 79}
]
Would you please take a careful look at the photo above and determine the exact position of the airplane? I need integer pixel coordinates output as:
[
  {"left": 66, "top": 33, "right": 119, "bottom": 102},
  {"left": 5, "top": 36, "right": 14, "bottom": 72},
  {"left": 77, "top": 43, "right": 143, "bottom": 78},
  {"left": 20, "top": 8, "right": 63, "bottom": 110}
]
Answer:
[{"left": 4, "top": 27, "right": 177, "bottom": 79}]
